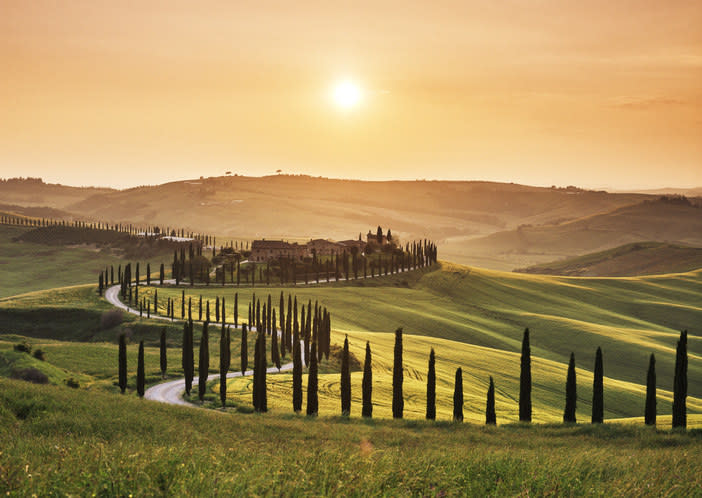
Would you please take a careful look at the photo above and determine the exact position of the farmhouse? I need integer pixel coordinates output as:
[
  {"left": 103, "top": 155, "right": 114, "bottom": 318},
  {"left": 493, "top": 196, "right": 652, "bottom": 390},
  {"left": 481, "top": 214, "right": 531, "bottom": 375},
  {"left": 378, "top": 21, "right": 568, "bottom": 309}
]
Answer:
[
  {"left": 250, "top": 239, "right": 306, "bottom": 262},
  {"left": 307, "top": 238, "right": 343, "bottom": 256}
]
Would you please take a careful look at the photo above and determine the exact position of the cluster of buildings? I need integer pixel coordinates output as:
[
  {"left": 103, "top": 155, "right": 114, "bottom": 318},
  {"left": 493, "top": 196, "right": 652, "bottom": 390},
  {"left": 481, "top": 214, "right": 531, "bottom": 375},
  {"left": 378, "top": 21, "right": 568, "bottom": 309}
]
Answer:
[{"left": 250, "top": 229, "right": 390, "bottom": 262}]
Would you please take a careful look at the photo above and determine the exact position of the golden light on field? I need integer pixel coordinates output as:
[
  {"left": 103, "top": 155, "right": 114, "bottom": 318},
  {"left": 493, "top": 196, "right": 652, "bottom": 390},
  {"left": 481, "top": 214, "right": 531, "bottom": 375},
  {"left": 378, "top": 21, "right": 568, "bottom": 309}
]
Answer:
[{"left": 331, "top": 79, "right": 362, "bottom": 110}]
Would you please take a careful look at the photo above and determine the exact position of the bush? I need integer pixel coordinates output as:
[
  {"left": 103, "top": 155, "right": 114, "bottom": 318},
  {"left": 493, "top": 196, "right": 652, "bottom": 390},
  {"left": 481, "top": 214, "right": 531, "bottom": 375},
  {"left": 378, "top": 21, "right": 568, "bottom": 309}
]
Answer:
[
  {"left": 13, "top": 342, "right": 31, "bottom": 354},
  {"left": 65, "top": 378, "right": 80, "bottom": 389},
  {"left": 100, "top": 309, "right": 124, "bottom": 330},
  {"left": 32, "top": 349, "right": 46, "bottom": 361},
  {"left": 10, "top": 368, "right": 49, "bottom": 384}
]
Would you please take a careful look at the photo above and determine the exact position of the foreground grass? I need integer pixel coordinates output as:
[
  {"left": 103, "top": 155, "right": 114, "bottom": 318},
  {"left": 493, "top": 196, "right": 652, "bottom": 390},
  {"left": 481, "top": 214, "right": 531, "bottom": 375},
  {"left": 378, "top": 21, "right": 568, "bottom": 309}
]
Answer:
[{"left": 1, "top": 379, "right": 701, "bottom": 496}]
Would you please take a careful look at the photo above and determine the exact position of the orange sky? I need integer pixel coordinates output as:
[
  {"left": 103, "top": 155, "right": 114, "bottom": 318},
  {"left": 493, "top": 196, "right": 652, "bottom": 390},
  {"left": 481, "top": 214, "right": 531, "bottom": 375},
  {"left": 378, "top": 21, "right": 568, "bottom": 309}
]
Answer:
[{"left": 1, "top": 1, "right": 701, "bottom": 189}]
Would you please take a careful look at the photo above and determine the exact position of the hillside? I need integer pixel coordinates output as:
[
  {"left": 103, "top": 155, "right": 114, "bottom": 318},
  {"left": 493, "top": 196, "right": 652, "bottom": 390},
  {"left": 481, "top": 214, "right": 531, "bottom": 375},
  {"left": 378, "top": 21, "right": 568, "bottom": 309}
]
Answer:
[
  {"left": 0, "top": 178, "right": 113, "bottom": 209},
  {"left": 459, "top": 198, "right": 702, "bottom": 270},
  {"left": 517, "top": 242, "right": 702, "bottom": 277}
]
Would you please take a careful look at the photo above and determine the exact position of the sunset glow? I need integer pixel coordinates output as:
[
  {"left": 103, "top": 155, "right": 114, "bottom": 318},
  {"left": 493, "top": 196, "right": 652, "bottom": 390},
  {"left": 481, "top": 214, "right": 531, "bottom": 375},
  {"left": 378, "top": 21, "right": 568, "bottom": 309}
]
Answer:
[{"left": 332, "top": 80, "right": 362, "bottom": 110}]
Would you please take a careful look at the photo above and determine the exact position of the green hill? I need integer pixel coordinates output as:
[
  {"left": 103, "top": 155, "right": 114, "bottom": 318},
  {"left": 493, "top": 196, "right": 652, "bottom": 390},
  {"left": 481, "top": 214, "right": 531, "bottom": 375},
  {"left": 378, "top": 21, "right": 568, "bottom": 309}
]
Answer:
[{"left": 517, "top": 242, "right": 702, "bottom": 277}]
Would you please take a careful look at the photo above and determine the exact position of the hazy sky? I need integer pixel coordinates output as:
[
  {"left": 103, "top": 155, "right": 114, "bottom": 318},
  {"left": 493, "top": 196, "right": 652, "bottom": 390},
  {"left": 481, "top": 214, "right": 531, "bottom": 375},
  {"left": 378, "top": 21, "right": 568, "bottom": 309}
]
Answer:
[{"left": 1, "top": 1, "right": 701, "bottom": 189}]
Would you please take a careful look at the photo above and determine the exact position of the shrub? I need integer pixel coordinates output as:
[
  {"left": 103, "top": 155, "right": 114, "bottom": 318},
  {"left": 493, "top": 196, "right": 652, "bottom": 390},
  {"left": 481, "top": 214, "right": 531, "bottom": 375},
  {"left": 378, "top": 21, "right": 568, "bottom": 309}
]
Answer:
[
  {"left": 101, "top": 309, "right": 124, "bottom": 330},
  {"left": 10, "top": 368, "right": 49, "bottom": 384},
  {"left": 32, "top": 349, "right": 46, "bottom": 361},
  {"left": 13, "top": 342, "right": 31, "bottom": 354},
  {"left": 65, "top": 378, "right": 80, "bottom": 389}
]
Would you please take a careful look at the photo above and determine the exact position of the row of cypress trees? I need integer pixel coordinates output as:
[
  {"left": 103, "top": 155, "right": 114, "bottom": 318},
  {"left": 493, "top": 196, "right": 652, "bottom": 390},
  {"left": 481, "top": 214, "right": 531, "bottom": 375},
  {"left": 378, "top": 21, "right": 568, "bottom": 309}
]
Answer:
[{"left": 121, "top": 323, "right": 690, "bottom": 428}]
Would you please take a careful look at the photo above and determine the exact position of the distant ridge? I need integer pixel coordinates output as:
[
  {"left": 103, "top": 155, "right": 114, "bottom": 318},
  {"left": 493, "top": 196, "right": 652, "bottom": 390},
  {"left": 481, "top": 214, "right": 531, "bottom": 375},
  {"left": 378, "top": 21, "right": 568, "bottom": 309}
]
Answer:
[{"left": 515, "top": 241, "right": 702, "bottom": 277}]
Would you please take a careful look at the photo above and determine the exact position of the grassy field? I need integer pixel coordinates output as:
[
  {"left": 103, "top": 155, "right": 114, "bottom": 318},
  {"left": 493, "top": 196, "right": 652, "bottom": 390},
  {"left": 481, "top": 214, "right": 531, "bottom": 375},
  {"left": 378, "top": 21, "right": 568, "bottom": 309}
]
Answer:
[
  {"left": 1, "top": 378, "right": 701, "bottom": 496},
  {"left": 0, "top": 224, "right": 172, "bottom": 298}
]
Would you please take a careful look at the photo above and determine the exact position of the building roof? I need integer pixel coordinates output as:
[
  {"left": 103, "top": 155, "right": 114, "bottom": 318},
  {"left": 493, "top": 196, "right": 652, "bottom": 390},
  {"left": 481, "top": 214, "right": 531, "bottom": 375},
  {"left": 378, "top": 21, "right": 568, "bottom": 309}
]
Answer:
[{"left": 251, "top": 240, "right": 300, "bottom": 250}]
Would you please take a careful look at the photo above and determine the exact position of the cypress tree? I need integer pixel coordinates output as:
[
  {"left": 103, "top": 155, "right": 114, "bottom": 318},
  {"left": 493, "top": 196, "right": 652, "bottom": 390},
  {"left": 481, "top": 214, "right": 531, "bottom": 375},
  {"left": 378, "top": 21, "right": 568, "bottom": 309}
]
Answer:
[
  {"left": 286, "top": 294, "right": 293, "bottom": 351},
  {"left": 240, "top": 323, "right": 248, "bottom": 375},
  {"left": 215, "top": 296, "right": 220, "bottom": 323},
  {"left": 234, "top": 293, "right": 238, "bottom": 328},
  {"left": 292, "top": 319, "right": 303, "bottom": 413},
  {"left": 159, "top": 328, "right": 167, "bottom": 379},
  {"left": 485, "top": 376, "right": 496, "bottom": 425},
  {"left": 645, "top": 353, "right": 656, "bottom": 426},
  {"left": 199, "top": 296, "right": 202, "bottom": 321},
  {"left": 340, "top": 335, "right": 351, "bottom": 416},
  {"left": 301, "top": 306, "right": 308, "bottom": 366},
  {"left": 118, "top": 333, "right": 127, "bottom": 393},
  {"left": 392, "top": 327, "right": 404, "bottom": 419},
  {"left": 160, "top": 263, "right": 165, "bottom": 285},
  {"left": 253, "top": 329, "right": 260, "bottom": 410},
  {"left": 198, "top": 321, "right": 210, "bottom": 402},
  {"left": 307, "top": 341, "right": 319, "bottom": 417},
  {"left": 185, "top": 320, "right": 195, "bottom": 396},
  {"left": 219, "top": 324, "right": 230, "bottom": 408},
  {"left": 426, "top": 348, "right": 436, "bottom": 420},
  {"left": 136, "top": 340, "right": 146, "bottom": 397},
  {"left": 453, "top": 368, "right": 463, "bottom": 422},
  {"left": 672, "top": 330, "right": 688, "bottom": 429},
  {"left": 592, "top": 347, "right": 604, "bottom": 424},
  {"left": 253, "top": 331, "right": 268, "bottom": 412},
  {"left": 519, "top": 327, "right": 532, "bottom": 423},
  {"left": 98, "top": 273, "right": 103, "bottom": 296},
  {"left": 146, "top": 263, "right": 151, "bottom": 286},
  {"left": 271, "top": 309, "right": 280, "bottom": 370},
  {"left": 563, "top": 352, "right": 577, "bottom": 423},
  {"left": 362, "top": 341, "right": 373, "bottom": 418}
]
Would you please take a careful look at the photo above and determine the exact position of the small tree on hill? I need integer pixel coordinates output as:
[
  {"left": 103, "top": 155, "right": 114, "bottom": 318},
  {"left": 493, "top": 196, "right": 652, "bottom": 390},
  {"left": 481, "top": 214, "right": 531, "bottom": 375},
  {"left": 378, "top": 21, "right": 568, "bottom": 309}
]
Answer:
[
  {"left": 645, "top": 353, "right": 656, "bottom": 426},
  {"left": 392, "top": 327, "right": 404, "bottom": 419},
  {"left": 453, "top": 368, "right": 463, "bottom": 422},
  {"left": 118, "top": 333, "right": 127, "bottom": 393},
  {"left": 219, "top": 323, "right": 230, "bottom": 408},
  {"left": 519, "top": 327, "right": 532, "bottom": 423},
  {"left": 485, "top": 376, "right": 496, "bottom": 425},
  {"left": 136, "top": 340, "right": 145, "bottom": 397},
  {"left": 362, "top": 341, "right": 373, "bottom": 418},
  {"left": 426, "top": 348, "right": 436, "bottom": 420},
  {"left": 340, "top": 335, "right": 351, "bottom": 416},
  {"left": 563, "top": 352, "right": 577, "bottom": 423},
  {"left": 592, "top": 347, "right": 604, "bottom": 424}
]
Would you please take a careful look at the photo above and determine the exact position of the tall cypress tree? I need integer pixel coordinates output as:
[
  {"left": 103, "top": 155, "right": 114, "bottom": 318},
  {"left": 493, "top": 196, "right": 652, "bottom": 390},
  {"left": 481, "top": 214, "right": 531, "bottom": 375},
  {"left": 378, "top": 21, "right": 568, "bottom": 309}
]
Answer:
[
  {"left": 240, "top": 323, "right": 248, "bottom": 375},
  {"left": 118, "top": 333, "right": 127, "bottom": 393},
  {"left": 563, "top": 352, "right": 577, "bottom": 423},
  {"left": 271, "top": 309, "right": 280, "bottom": 370},
  {"left": 219, "top": 324, "right": 230, "bottom": 408},
  {"left": 292, "top": 319, "right": 303, "bottom": 413},
  {"left": 426, "top": 348, "right": 436, "bottom": 420},
  {"left": 146, "top": 263, "right": 151, "bottom": 286},
  {"left": 253, "top": 331, "right": 267, "bottom": 412},
  {"left": 453, "top": 368, "right": 463, "bottom": 422},
  {"left": 485, "top": 376, "right": 496, "bottom": 425},
  {"left": 340, "top": 335, "right": 351, "bottom": 416},
  {"left": 301, "top": 306, "right": 308, "bottom": 366},
  {"left": 182, "top": 320, "right": 193, "bottom": 395},
  {"left": 519, "top": 327, "right": 532, "bottom": 422},
  {"left": 234, "top": 293, "right": 238, "bottom": 329},
  {"left": 362, "top": 341, "right": 373, "bottom": 418},
  {"left": 592, "top": 347, "right": 604, "bottom": 424},
  {"left": 645, "top": 353, "right": 656, "bottom": 426},
  {"left": 392, "top": 327, "right": 404, "bottom": 419},
  {"left": 159, "top": 328, "right": 167, "bottom": 379},
  {"left": 307, "top": 342, "right": 319, "bottom": 417},
  {"left": 672, "top": 330, "right": 688, "bottom": 429},
  {"left": 160, "top": 263, "right": 165, "bottom": 285},
  {"left": 198, "top": 321, "right": 210, "bottom": 402},
  {"left": 136, "top": 340, "right": 145, "bottom": 397},
  {"left": 253, "top": 329, "right": 260, "bottom": 410}
]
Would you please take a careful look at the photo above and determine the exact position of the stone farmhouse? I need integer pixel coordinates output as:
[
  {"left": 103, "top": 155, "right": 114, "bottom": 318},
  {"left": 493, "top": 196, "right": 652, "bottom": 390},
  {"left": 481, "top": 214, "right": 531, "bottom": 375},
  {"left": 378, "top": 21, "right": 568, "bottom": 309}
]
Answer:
[{"left": 250, "top": 230, "right": 386, "bottom": 262}]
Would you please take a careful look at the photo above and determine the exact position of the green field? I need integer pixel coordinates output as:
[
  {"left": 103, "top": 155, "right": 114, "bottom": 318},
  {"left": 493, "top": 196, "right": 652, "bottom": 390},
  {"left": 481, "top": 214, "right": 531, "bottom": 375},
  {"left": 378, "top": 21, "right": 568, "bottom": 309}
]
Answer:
[
  {"left": 2, "top": 378, "right": 702, "bottom": 496},
  {"left": 0, "top": 224, "right": 172, "bottom": 298}
]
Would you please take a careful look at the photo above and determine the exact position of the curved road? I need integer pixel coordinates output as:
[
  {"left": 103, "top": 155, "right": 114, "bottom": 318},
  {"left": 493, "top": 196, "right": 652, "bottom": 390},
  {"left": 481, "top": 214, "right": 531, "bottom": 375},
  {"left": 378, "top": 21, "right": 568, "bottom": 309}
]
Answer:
[{"left": 104, "top": 283, "right": 294, "bottom": 407}]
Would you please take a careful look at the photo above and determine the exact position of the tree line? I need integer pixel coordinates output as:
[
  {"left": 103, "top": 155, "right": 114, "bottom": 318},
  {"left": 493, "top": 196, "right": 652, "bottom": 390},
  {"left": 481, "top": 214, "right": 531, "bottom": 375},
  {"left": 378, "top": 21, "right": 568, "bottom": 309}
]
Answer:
[{"left": 119, "top": 324, "right": 691, "bottom": 429}]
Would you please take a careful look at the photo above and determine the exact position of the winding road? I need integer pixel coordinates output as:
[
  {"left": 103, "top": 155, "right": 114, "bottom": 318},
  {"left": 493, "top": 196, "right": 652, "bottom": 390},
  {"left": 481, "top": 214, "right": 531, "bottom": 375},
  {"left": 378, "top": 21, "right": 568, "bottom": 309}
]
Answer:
[{"left": 104, "top": 283, "right": 294, "bottom": 407}]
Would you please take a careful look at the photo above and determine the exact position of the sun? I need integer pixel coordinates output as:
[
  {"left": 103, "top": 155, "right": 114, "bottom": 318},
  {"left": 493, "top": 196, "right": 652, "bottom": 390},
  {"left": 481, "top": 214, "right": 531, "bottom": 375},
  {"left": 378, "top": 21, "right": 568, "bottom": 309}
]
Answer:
[{"left": 331, "top": 80, "right": 362, "bottom": 110}]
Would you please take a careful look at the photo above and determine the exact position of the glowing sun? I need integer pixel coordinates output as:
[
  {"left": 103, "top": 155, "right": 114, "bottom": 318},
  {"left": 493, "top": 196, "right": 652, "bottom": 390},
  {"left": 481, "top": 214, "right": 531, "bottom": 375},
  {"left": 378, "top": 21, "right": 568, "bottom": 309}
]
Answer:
[{"left": 331, "top": 80, "right": 362, "bottom": 110}]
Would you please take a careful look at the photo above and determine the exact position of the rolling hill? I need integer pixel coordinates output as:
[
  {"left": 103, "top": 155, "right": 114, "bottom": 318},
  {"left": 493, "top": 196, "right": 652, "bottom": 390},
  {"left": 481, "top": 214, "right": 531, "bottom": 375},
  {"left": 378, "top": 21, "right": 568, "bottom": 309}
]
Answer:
[
  {"left": 517, "top": 242, "right": 702, "bottom": 277},
  {"left": 459, "top": 197, "right": 702, "bottom": 269}
]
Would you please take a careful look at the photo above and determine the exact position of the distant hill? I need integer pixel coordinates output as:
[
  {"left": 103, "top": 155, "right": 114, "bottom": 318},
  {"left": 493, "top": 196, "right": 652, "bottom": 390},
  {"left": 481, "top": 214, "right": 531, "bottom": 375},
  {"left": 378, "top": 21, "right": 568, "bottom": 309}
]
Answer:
[
  {"left": 0, "top": 178, "right": 114, "bottom": 209},
  {"left": 460, "top": 197, "right": 702, "bottom": 270},
  {"left": 516, "top": 242, "right": 702, "bottom": 277},
  {"left": 618, "top": 187, "right": 702, "bottom": 197}
]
